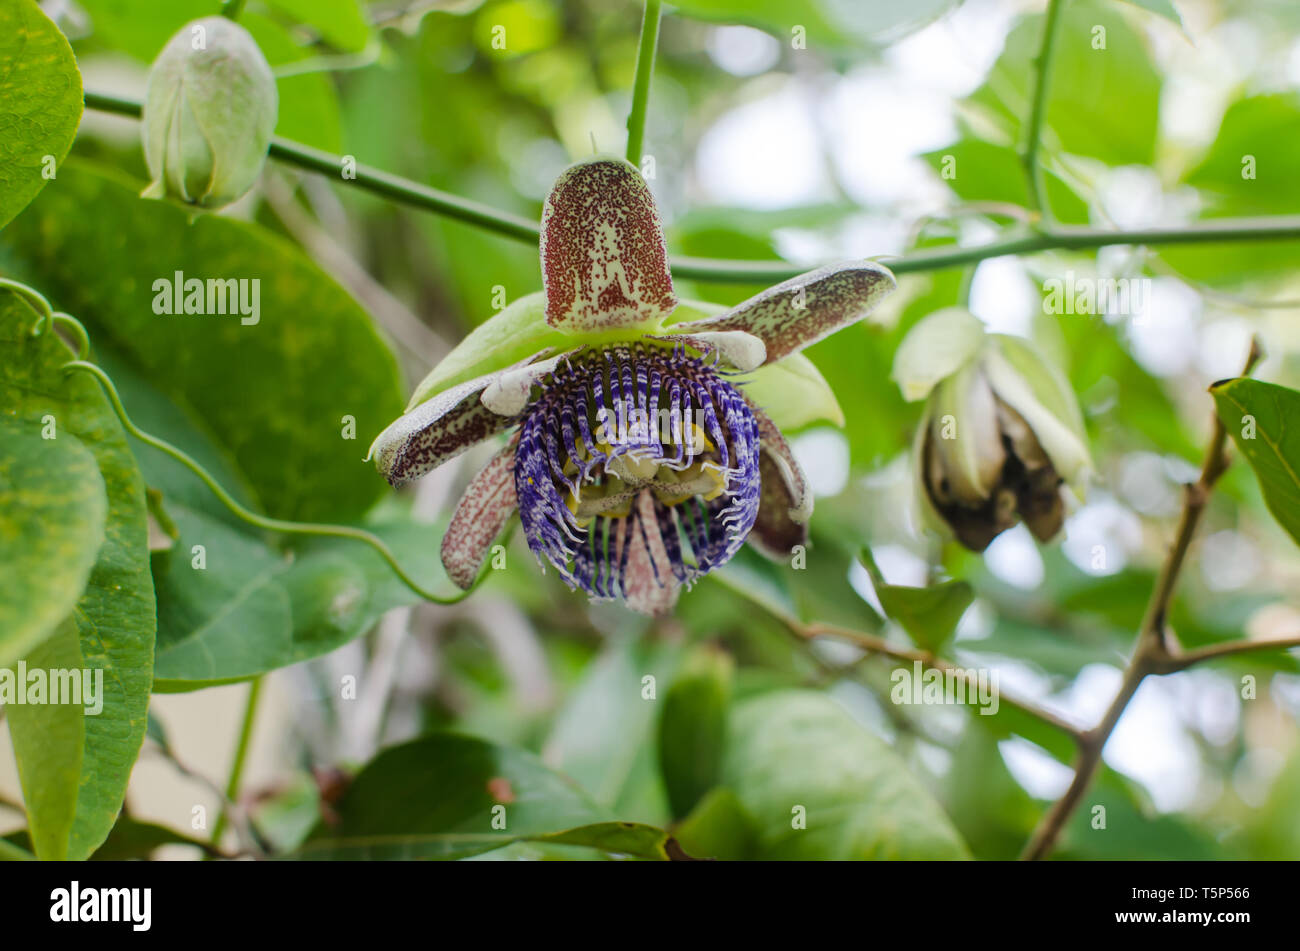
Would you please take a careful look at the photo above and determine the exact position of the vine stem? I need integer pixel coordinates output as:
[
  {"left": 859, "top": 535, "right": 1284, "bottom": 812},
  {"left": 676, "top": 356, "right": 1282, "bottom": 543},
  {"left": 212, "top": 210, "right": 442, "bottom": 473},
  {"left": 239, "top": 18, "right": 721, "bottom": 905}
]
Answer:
[
  {"left": 211, "top": 677, "right": 263, "bottom": 848},
  {"left": 625, "top": 0, "right": 663, "bottom": 167},
  {"left": 1022, "top": 0, "right": 1064, "bottom": 220},
  {"left": 60, "top": 360, "right": 481, "bottom": 606},
  {"left": 1018, "top": 338, "right": 1274, "bottom": 861},
  {"left": 80, "top": 90, "right": 1300, "bottom": 285}
]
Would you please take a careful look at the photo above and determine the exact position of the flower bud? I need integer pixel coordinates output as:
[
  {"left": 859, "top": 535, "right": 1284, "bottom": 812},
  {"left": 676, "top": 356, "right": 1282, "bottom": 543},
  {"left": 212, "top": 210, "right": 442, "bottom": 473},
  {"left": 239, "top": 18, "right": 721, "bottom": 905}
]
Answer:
[
  {"left": 895, "top": 310, "right": 1091, "bottom": 552},
  {"left": 141, "top": 16, "right": 277, "bottom": 209}
]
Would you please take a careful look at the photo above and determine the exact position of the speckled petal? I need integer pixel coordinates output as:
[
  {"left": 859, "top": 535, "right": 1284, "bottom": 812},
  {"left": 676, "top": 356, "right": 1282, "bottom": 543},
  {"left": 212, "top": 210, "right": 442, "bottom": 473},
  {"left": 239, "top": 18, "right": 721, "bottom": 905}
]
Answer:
[
  {"left": 441, "top": 441, "right": 518, "bottom": 589},
  {"left": 540, "top": 157, "right": 677, "bottom": 332},
  {"left": 746, "top": 401, "right": 813, "bottom": 560},
  {"left": 369, "top": 350, "right": 559, "bottom": 486},
  {"left": 673, "top": 261, "right": 895, "bottom": 365}
]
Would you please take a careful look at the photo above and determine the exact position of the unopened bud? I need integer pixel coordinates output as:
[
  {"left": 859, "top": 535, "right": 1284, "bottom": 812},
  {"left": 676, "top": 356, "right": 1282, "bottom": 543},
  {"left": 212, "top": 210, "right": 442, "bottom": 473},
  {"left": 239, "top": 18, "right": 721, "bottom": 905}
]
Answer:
[
  {"left": 141, "top": 17, "right": 277, "bottom": 209},
  {"left": 896, "top": 310, "right": 1091, "bottom": 552}
]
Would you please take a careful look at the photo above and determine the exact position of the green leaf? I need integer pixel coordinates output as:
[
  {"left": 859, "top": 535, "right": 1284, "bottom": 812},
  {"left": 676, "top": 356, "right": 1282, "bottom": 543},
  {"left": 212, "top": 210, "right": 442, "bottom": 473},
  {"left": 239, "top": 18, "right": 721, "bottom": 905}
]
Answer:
[
  {"left": 1184, "top": 94, "right": 1300, "bottom": 215},
  {"left": 542, "top": 640, "right": 681, "bottom": 820},
  {"left": 295, "top": 733, "right": 671, "bottom": 860},
  {"left": 0, "top": 0, "right": 83, "bottom": 231},
  {"left": 0, "top": 294, "right": 156, "bottom": 860},
  {"left": 151, "top": 501, "right": 453, "bottom": 690},
  {"left": 1211, "top": 377, "right": 1300, "bottom": 547},
  {"left": 721, "top": 690, "right": 971, "bottom": 859},
  {"left": 2, "top": 161, "right": 404, "bottom": 523},
  {"left": 878, "top": 579, "right": 975, "bottom": 654},
  {"left": 263, "top": 0, "right": 372, "bottom": 52},
  {"left": 0, "top": 425, "right": 107, "bottom": 668},
  {"left": 1117, "top": 0, "right": 1184, "bottom": 29},
  {"left": 5, "top": 619, "right": 85, "bottom": 860},
  {"left": 741, "top": 353, "right": 844, "bottom": 431},
  {"left": 920, "top": 138, "right": 1090, "bottom": 225},
  {"left": 966, "top": 0, "right": 1161, "bottom": 167},
  {"left": 672, "top": 787, "right": 759, "bottom": 861},
  {"left": 91, "top": 814, "right": 217, "bottom": 860},
  {"left": 657, "top": 647, "right": 733, "bottom": 819}
]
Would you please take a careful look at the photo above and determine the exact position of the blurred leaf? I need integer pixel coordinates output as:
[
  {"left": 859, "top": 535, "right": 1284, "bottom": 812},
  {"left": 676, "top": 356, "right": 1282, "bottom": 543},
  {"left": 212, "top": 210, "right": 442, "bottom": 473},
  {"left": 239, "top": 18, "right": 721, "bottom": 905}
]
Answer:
[
  {"left": 722, "top": 690, "right": 970, "bottom": 858},
  {"left": 297, "top": 733, "right": 671, "bottom": 859},
  {"left": 151, "top": 501, "right": 453, "bottom": 690},
  {"left": 0, "top": 425, "right": 106, "bottom": 668},
  {"left": 657, "top": 647, "right": 733, "bottom": 819},
  {"left": 670, "top": 0, "right": 959, "bottom": 47},
  {"left": 1055, "top": 768, "right": 1232, "bottom": 859},
  {"left": 943, "top": 724, "right": 1040, "bottom": 860},
  {"left": 91, "top": 814, "right": 217, "bottom": 859},
  {"left": 921, "top": 138, "right": 1090, "bottom": 225},
  {"left": 742, "top": 353, "right": 844, "bottom": 431},
  {"left": 0, "top": 296, "right": 155, "bottom": 860},
  {"left": 2, "top": 161, "right": 404, "bottom": 523},
  {"left": 542, "top": 640, "right": 681, "bottom": 821},
  {"left": 0, "top": 0, "right": 82, "bottom": 231},
  {"left": 672, "top": 787, "right": 759, "bottom": 861},
  {"left": 967, "top": 0, "right": 1161, "bottom": 166},
  {"left": 1119, "top": 0, "right": 1184, "bottom": 28},
  {"left": 1184, "top": 95, "right": 1300, "bottom": 215},
  {"left": 1212, "top": 378, "right": 1300, "bottom": 547},
  {"left": 263, "top": 0, "right": 372, "bottom": 52},
  {"left": 878, "top": 579, "right": 974, "bottom": 654}
]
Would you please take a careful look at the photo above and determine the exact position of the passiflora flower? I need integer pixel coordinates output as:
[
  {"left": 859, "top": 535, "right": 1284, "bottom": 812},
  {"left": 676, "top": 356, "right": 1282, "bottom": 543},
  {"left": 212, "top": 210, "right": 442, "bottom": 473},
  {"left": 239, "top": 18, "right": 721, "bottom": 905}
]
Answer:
[
  {"left": 892, "top": 308, "right": 1092, "bottom": 552},
  {"left": 370, "top": 157, "right": 895, "bottom": 614},
  {"left": 140, "top": 16, "right": 277, "bottom": 209}
]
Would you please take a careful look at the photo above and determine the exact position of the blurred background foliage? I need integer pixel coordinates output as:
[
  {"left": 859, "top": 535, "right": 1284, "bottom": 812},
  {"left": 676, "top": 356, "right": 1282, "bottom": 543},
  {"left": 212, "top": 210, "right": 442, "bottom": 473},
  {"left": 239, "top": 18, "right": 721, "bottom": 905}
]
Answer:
[{"left": 5, "top": 0, "right": 1300, "bottom": 860}]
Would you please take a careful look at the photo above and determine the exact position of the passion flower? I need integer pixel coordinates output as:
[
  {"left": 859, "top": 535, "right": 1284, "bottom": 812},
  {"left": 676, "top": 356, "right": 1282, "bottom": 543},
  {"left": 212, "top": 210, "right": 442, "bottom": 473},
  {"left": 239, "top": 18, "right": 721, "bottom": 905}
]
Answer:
[
  {"left": 140, "top": 16, "right": 277, "bottom": 209},
  {"left": 370, "top": 157, "right": 895, "bottom": 614},
  {"left": 892, "top": 308, "right": 1092, "bottom": 552}
]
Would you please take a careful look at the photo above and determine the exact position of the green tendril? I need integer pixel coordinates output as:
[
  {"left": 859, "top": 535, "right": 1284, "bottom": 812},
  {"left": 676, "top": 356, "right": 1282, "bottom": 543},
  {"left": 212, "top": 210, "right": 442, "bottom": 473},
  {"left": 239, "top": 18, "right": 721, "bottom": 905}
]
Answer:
[{"left": 62, "top": 359, "right": 484, "bottom": 606}]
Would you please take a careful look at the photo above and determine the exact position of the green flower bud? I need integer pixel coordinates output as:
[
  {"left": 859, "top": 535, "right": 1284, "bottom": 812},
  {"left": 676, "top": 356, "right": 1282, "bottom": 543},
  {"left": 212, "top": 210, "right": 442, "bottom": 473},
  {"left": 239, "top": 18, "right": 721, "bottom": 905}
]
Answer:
[
  {"left": 895, "top": 309, "right": 1092, "bottom": 552},
  {"left": 141, "top": 16, "right": 277, "bottom": 209}
]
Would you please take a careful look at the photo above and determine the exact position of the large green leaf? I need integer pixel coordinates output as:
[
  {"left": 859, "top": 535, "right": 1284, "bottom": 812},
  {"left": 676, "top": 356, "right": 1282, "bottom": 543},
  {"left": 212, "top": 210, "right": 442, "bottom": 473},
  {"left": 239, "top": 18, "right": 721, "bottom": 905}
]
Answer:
[
  {"left": 721, "top": 690, "right": 971, "bottom": 859},
  {"left": 1212, "top": 377, "right": 1300, "bottom": 547},
  {"left": 2, "top": 161, "right": 404, "bottom": 522},
  {"left": 920, "top": 138, "right": 1090, "bottom": 225},
  {"left": 1184, "top": 95, "right": 1300, "bottom": 215},
  {"left": 5, "top": 619, "right": 85, "bottom": 860},
  {"left": 0, "top": 424, "right": 106, "bottom": 668},
  {"left": 151, "top": 500, "right": 453, "bottom": 690},
  {"left": 295, "top": 733, "right": 672, "bottom": 860},
  {"left": 877, "top": 578, "right": 974, "bottom": 655},
  {"left": 0, "top": 294, "right": 156, "bottom": 860},
  {"left": 0, "top": 0, "right": 83, "bottom": 231}
]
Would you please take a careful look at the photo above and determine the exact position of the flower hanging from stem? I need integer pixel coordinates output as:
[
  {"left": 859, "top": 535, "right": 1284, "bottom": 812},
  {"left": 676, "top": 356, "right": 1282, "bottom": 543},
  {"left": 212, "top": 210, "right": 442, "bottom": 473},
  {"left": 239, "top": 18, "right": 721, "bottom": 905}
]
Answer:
[{"left": 370, "top": 157, "right": 895, "bottom": 614}]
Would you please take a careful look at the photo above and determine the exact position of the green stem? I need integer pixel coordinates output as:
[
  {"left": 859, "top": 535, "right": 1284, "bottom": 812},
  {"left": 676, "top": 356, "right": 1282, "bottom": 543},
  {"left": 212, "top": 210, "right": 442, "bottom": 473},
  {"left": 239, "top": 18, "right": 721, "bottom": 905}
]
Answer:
[
  {"left": 62, "top": 360, "right": 481, "bottom": 605},
  {"left": 1022, "top": 0, "right": 1064, "bottom": 220},
  {"left": 625, "top": 0, "right": 663, "bottom": 167},
  {"left": 221, "top": 0, "right": 247, "bottom": 21},
  {"left": 81, "top": 90, "right": 1300, "bottom": 284},
  {"left": 211, "top": 677, "right": 262, "bottom": 847}
]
